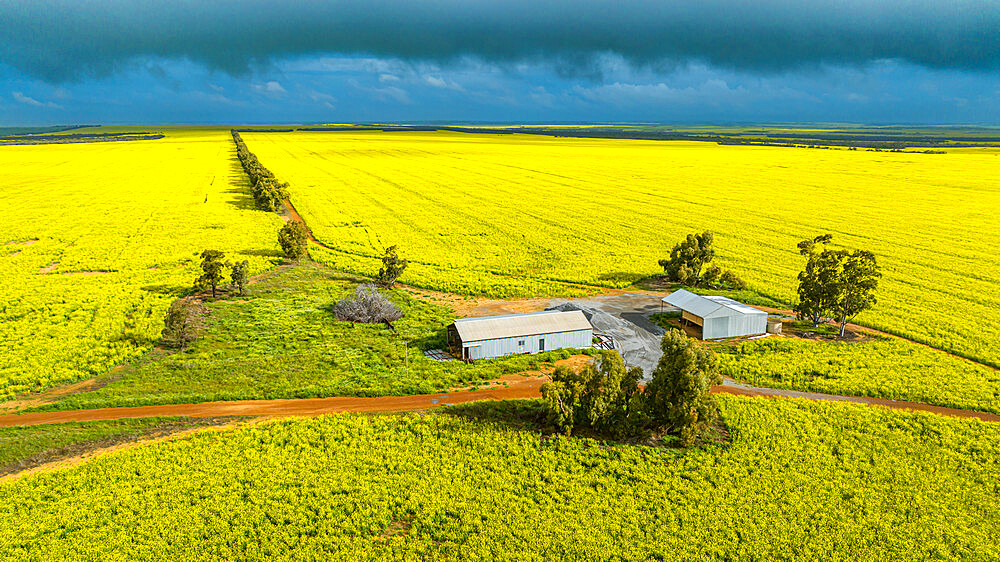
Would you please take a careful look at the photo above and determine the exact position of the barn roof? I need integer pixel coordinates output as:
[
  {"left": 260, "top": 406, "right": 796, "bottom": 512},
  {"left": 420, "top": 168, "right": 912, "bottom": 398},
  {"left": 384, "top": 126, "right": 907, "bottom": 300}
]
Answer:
[
  {"left": 451, "top": 310, "right": 592, "bottom": 343},
  {"left": 662, "top": 289, "right": 766, "bottom": 318}
]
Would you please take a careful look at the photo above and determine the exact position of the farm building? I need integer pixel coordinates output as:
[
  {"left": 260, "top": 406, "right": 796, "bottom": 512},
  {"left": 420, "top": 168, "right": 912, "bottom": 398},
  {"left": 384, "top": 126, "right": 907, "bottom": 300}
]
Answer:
[
  {"left": 662, "top": 289, "right": 767, "bottom": 340},
  {"left": 447, "top": 310, "right": 593, "bottom": 361}
]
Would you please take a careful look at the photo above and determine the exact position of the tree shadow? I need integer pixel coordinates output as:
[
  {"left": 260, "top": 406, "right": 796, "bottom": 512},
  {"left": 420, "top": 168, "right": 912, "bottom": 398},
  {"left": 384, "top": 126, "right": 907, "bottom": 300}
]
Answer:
[
  {"left": 221, "top": 156, "right": 257, "bottom": 210},
  {"left": 440, "top": 399, "right": 550, "bottom": 432},
  {"left": 141, "top": 283, "right": 192, "bottom": 297},
  {"left": 406, "top": 333, "right": 447, "bottom": 351},
  {"left": 241, "top": 248, "right": 285, "bottom": 266}
]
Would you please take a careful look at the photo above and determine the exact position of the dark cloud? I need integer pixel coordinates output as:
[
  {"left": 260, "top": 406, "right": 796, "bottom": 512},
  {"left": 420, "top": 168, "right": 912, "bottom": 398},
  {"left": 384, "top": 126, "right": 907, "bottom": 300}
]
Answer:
[{"left": 1, "top": 0, "right": 998, "bottom": 82}]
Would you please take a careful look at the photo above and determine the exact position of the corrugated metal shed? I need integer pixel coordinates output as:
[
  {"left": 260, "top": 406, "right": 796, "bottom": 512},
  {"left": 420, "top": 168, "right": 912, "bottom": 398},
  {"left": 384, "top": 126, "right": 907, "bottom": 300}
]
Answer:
[
  {"left": 448, "top": 311, "right": 594, "bottom": 361},
  {"left": 662, "top": 289, "right": 767, "bottom": 339},
  {"left": 452, "top": 310, "right": 591, "bottom": 342}
]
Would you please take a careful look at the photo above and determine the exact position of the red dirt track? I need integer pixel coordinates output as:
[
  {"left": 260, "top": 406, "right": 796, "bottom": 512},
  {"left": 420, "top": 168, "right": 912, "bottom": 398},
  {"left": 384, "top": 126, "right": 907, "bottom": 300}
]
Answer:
[
  {"left": 2, "top": 376, "right": 997, "bottom": 428},
  {"left": 0, "top": 377, "right": 550, "bottom": 428}
]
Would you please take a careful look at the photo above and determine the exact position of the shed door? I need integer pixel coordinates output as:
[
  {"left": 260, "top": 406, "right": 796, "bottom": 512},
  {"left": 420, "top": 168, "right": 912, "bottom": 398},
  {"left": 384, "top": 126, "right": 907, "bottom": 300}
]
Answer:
[
  {"left": 539, "top": 338, "right": 545, "bottom": 351},
  {"left": 708, "top": 316, "right": 729, "bottom": 339}
]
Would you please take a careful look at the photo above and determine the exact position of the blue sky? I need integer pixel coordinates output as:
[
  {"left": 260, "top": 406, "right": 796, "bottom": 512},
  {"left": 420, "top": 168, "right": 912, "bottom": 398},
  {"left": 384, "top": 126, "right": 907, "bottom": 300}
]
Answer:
[{"left": 2, "top": 1, "right": 998, "bottom": 125}]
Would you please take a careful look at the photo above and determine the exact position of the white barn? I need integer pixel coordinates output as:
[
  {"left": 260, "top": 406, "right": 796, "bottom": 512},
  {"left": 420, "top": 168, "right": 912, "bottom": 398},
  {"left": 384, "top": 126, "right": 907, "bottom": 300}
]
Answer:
[
  {"left": 662, "top": 289, "right": 767, "bottom": 340},
  {"left": 447, "top": 310, "right": 593, "bottom": 361}
]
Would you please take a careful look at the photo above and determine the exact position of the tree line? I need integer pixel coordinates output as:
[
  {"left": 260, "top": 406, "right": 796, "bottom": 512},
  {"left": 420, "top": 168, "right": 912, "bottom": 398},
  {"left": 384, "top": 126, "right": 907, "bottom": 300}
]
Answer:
[{"left": 231, "top": 131, "right": 290, "bottom": 212}]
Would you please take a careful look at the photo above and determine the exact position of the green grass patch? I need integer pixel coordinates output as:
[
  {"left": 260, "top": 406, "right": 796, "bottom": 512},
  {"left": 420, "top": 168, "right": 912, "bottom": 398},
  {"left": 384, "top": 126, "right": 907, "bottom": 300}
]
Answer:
[
  {"left": 30, "top": 262, "right": 595, "bottom": 412},
  {"left": 717, "top": 335, "right": 1000, "bottom": 413},
  {"left": 0, "top": 417, "right": 230, "bottom": 475},
  {"left": 0, "top": 397, "right": 997, "bottom": 559}
]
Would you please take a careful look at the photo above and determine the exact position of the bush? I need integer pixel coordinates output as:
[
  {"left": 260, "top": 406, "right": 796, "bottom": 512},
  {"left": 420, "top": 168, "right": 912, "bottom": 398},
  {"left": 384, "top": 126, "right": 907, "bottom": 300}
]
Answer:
[
  {"left": 278, "top": 221, "right": 309, "bottom": 259},
  {"left": 644, "top": 330, "right": 722, "bottom": 446},
  {"left": 541, "top": 334, "right": 723, "bottom": 446},
  {"left": 540, "top": 351, "right": 644, "bottom": 438},
  {"left": 376, "top": 246, "right": 408, "bottom": 287},
  {"left": 719, "top": 270, "right": 746, "bottom": 290},
  {"left": 332, "top": 284, "right": 403, "bottom": 324},
  {"left": 161, "top": 300, "right": 199, "bottom": 351}
]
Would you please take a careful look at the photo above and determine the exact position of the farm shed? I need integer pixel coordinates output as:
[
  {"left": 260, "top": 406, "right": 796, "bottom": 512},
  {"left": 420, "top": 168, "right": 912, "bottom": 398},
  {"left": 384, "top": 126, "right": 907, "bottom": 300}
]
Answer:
[
  {"left": 447, "top": 310, "right": 593, "bottom": 361},
  {"left": 662, "top": 289, "right": 767, "bottom": 340}
]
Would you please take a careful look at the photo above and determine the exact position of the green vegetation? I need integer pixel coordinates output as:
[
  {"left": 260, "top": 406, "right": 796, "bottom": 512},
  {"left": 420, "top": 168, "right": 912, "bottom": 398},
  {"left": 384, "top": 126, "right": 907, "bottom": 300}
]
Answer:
[
  {"left": 542, "top": 336, "right": 723, "bottom": 446},
  {"left": 541, "top": 351, "right": 643, "bottom": 438},
  {"left": 644, "top": 330, "right": 723, "bottom": 445},
  {"left": 717, "top": 336, "right": 1000, "bottom": 413},
  {"left": 660, "top": 230, "right": 716, "bottom": 286},
  {"left": 160, "top": 299, "right": 200, "bottom": 351},
  {"left": 0, "top": 417, "right": 225, "bottom": 474},
  {"left": 232, "top": 130, "right": 290, "bottom": 211},
  {"left": 195, "top": 249, "right": 227, "bottom": 298},
  {"left": 376, "top": 245, "right": 408, "bottom": 288},
  {"left": 1, "top": 397, "right": 997, "bottom": 559},
  {"left": 29, "top": 263, "right": 594, "bottom": 412},
  {"left": 795, "top": 234, "right": 882, "bottom": 336},
  {"left": 278, "top": 220, "right": 309, "bottom": 259},
  {"left": 229, "top": 259, "right": 249, "bottom": 296}
]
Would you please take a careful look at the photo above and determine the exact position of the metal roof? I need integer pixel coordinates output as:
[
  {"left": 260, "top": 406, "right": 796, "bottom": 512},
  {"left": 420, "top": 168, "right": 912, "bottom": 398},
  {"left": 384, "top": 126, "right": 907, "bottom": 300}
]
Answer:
[
  {"left": 662, "top": 289, "right": 765, "bottom": 318},
  {"left": 703, "top": 295, "right": 767, "bottom": 317},
  {"left": 451, "top": 310, "right": 592, "bottom": 343}
]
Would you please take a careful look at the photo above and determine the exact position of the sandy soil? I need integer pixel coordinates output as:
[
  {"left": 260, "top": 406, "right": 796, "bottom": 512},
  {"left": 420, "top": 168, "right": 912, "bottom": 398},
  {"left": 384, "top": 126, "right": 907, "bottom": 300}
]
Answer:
[
  {"left": 37, "top": 261, "right": 59, "bottom": 274},
  {"left": 403, "top": 286, "right": 553, "bottom": 317},
  {"left": 4, "top": 239, "right": 38, "bottom": 246}
]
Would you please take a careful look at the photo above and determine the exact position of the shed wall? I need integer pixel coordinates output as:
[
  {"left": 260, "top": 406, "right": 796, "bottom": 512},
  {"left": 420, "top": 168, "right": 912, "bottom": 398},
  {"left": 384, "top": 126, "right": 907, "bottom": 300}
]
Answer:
[
  {"left": 463, "top": 329, "right": 593, "bottom": 360},
  {"left": 703, "top": 312, "right": 766, "bottom": 339}
]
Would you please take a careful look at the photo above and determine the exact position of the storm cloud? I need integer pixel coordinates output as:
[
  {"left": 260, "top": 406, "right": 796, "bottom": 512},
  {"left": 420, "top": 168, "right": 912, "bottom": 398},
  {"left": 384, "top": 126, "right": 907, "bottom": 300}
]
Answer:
[{"left": 2, "top": 0, "right": 999, "bottom": 82}]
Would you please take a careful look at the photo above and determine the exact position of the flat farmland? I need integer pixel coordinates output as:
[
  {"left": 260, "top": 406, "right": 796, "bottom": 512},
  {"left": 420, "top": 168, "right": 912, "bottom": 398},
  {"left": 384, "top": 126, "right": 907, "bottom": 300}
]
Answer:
[
  {"left": 242, "top": 131, "right": 1000, "bottom": 366},
  {"left": 0, "top": 129, "right": 284, "bottom": 399}
]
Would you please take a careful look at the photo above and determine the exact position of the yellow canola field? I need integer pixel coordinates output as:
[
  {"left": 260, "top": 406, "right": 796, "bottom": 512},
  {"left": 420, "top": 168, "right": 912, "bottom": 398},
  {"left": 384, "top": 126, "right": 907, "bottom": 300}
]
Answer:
[
  {"left": 243, "top": 131, "right": 1000, "bottom": 366},
  {"left": 0, "top": 129, "right": 284, "bottom": 399}
]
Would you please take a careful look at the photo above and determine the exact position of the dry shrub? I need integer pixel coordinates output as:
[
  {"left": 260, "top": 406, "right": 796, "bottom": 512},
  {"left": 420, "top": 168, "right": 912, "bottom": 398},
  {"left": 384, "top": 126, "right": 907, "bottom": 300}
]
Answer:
[{"left": 333, "top": 284, "right": 403, "bottom": 324}]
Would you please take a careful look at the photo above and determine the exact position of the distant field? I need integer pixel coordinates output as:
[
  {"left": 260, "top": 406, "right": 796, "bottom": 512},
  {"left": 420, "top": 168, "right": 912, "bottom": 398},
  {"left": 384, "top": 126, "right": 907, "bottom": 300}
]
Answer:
[
  {"left": 1, "top": 397, "right": 997, "bottom": 560},
  {"left": 243, "top": 131, "right": 1000, "bottom": 366},
  {"left": 0, "top": 129, "right": 284, "bottom": 399}
]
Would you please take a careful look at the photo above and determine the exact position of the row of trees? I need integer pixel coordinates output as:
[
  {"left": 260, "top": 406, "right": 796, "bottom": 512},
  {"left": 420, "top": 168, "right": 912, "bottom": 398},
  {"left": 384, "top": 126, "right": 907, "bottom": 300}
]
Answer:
[
  {"left": 794, "top": 234, "right": 881, "bottom": 336},
  {"left": 231, "top": 132, "right": 411, "bottom": 288},
  {"left": 542, "top": 331, "right": 722, "bottom": 446},
  {"left": 659, "top": 231, "right": 746, "bottom": 290},
  {"left": 232, "top": 131, "right": 289, "bottom": 212}
]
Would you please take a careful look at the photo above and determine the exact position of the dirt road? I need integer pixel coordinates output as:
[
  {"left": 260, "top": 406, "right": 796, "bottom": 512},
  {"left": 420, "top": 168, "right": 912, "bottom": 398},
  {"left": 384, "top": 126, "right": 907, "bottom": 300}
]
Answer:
[
  {"left": 2, "top": 374, "right": 996, "bottom": 428},
  {"left": 0, "top": 376, "right": 549, "bottom": 428}
]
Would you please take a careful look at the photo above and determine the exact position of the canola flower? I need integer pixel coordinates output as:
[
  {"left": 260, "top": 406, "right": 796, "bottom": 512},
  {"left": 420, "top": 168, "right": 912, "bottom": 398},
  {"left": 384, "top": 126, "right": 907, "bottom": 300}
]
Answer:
[
  {"left": 0, "top": 396, "right": 997, "bottom": 560},
  {"left": 0, "top": 129, "right": 285, "bottom": 399},
  {"left": 243, "top": 131, "right": 1000, "bottom": 366}
]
